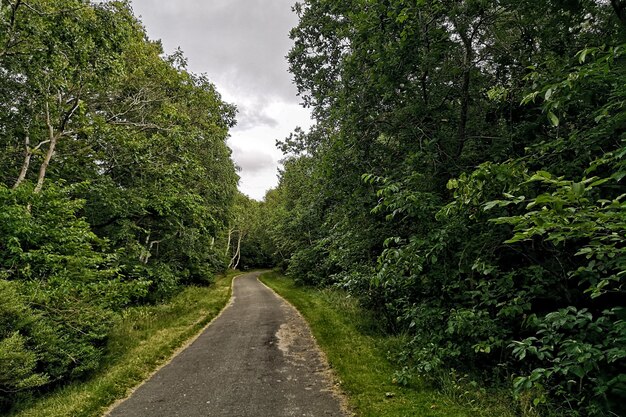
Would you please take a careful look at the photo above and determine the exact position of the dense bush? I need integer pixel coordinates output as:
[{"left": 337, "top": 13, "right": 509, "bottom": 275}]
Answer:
[
  {"left": 261, "top": 1, "right": 626, "bottom": 415},
  {"left": 0, "top": 184, "right": 122, "bottom": 407},
  {"left": 0, "top": 0, "right": 237, "bottom": 410}
]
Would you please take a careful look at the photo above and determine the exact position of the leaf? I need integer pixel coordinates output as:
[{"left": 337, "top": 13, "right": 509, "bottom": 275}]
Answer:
[
  {"left": 544, "top": 88, "right": 553, "bottom": 101},
  {"left": 483, "top": 200, "right": 501, "bottom": 211},
  {"left": 571, "top": 182, "right": 585, "bottom": 196},
  {"left": 612, "top": 171, "right": 626, "bottom": 182},
  {"left": 590, "top": 177, "right": 610, "bottom": 187},
  {"left": 521, "top": 91, "right": 539, "bottom": 105},
  {"left": 528, "top": 171, "right": 553, "bottom": 182},
  {"left": 548, "top": 111, "right": 559, "bottom": 127}
]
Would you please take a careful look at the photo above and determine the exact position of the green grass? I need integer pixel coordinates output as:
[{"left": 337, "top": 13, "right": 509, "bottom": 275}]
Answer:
[
  {"left": 9, "top": 270, "right": 240, "bottom": 417},
  {"left": 260, "top": 271, "right": 519, "bottom": 417}
]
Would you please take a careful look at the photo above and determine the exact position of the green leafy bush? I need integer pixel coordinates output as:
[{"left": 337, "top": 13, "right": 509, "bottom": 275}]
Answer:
[
  {"left": 0, "top": 0, "right": 238, "bottom": 411},
  {"left": 265, "top": 1, "right": 625, "bottom": 415},
  {"left": 0, "top": 184, "right": 126, "bottom": 409}
]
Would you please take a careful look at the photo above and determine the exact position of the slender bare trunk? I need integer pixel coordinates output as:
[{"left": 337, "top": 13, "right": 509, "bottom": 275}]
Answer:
[
  {"left": 225, "top": 227, "right": 233, "bottom": 257},
  {"left": 420, "top": 70, "right": 429, "bottom": 108},
  {"left": 148, "top": 240, "right": 161, "bottom": 261},
  {"left": 228, "top": 230, "right": 243, "bottom": 269},
  {"left": 13, "top": 135, "right": 52, "bottom": 189},
  {"left": 232, "top": 232, "right": 243, "bottom": 270},
  {"left": 32, "top": 89, "right": 80, "bottom": 193},
  {"left": 33, "top": 102, "right": 57, "bottom": 193},
  {"left": 13, "top": 134, "right": 31, "bottom": 189},
  {"left": 456, "top": 32, "right": 472, "bottom": 158},
  {"left": 139, "top": 233, "right": 150, "bottom": 264}
]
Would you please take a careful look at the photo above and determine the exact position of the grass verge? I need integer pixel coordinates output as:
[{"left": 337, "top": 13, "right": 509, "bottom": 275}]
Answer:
[
  {"left": 260, "top": 271, "right": 518, "bottom": 417},
  {"left": 9, "top": 270, "right": 240, "bottom": 417}
]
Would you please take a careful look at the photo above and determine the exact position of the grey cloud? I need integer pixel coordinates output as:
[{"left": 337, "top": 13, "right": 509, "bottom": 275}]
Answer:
[
  {"left": 234, "top": 104, "right": 279, "bottom": 131},
  {"left": 130, "top": 0, "right": 300, "bottom": 103},
  {"left": 230, "top": 146, "right": 275, "bottom": 174}
]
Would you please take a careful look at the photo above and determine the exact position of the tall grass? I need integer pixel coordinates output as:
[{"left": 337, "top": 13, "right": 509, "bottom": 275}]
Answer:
[
  {"left": 9, "top": 271, "right": 238, "bottom": 417},
  {"left": 260, "top": 271, "right": 520, "bottom": 417}
]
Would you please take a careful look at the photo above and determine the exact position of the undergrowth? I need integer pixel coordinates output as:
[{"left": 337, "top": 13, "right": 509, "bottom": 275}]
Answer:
[
  {"left": 261, "top": 271, "right": 528, "bottom": 417},
  {"left": 7, "top": 270, "right": 239, "bottom": 417}
]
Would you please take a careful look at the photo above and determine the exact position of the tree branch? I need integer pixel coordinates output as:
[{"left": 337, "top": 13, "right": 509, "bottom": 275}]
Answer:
[
  {"left": 0, "top": 0, "right": 22, "bottom": 59},
  {"left": 12, "top": 133, "right": 31, "bottom": 189},
  {"left": 33, "top": 100, "right": 58, "bottom": 193}
]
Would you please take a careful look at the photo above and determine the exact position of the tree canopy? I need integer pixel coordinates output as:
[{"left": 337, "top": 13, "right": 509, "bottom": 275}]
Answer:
[
  {"left": 257, "top": 1, "right": 626, "bottom": 415},
  {"left": 0, "top": 0, "right": 238, "bottom": 409}
]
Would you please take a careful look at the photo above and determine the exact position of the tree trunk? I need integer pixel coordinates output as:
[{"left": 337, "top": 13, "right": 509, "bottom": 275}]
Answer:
[
  {"left": 232, "top": 232, "right": 243, "bottom": 270},
  {"left": 228, "top": 230, "right": 242, "bottom": 269},
  {"left": 34, "top": 102, "right": 57, "bottom": 194},
  {"left": 13, "top": 135, "right": 31, "bottom": 189},
  {"left": 611, "top": 0, "right": 626, "bottom": 25},
  {"left": 32, "top": 92, "right": 80, "bottom": 193},
  {"left": 13, "top": 135, "right": 52, "bottom": 189},
  {"left": 456, "top": 32, "right": 472, "bottom": 159},
  {"left": 225, "top": 227, "right": 233, "bottom": 257}
]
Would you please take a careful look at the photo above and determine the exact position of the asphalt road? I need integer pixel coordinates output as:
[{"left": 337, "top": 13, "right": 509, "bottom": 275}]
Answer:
[{"left": 106, "top": 271, "right": 347, "bottom": 417}]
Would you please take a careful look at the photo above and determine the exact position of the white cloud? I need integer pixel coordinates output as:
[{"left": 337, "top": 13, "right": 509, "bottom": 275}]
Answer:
[
  {"left": 131, "top": 0, "right": 300, "bottom": 102},
  {"left": 228, "top": 100, "right": 312, "bottom": 200},
  {"left": 130, "top": 0, "right": 313, "bottom": 200},
  {"left": 230, "top": 146, "right": 274, "bottom": 174}
]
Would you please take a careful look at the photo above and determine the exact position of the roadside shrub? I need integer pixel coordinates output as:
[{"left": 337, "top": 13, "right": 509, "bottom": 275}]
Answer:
[{"left": 0, "top": 184, "right": 136, "bottom": 410}]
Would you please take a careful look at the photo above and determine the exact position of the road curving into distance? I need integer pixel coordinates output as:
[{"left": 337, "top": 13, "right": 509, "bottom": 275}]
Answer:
[{"left": 106, "top": 271, "right": 348, "bottom": 417}]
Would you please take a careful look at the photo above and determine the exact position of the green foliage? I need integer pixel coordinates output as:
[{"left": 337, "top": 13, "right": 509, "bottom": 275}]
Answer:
[
  {"left": 226, "top": 193, "right": 274, "bottom": 270},
  {"left": 0, "top": 281, "right": 49, "bottom": 401},
  {"left": 0, "top": 332, "right": 48, "bottom": 393},
  {"left": 265, "top": 1, "right": 626, "bottom": 416},
  {"left": 510, "top": 307, "right": 626, "bottom": 414},
  {"left": 7, "top": 271, "right": 237, "bottom": 417},
  {"left": 0, "top": 0, "right": 238, "bottom": 411},
  {"left": 261, "top": 271, "right": 520, "bottom": 417},
  {"left": 0, "top": 184, "right": 123, "bottom": 408}
]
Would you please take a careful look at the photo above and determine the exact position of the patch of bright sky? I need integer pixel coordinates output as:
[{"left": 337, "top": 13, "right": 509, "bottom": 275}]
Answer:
[{"left": 129, "top": 0, "right": 313, "bottom": 200}]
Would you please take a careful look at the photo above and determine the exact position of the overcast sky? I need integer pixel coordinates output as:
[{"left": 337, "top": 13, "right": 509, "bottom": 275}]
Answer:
[{"left": 129, "top": 0, "right": 312, "bottom": 200}]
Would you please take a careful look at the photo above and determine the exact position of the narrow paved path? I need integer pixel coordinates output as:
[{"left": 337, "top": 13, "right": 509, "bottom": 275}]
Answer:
[{"left": 106, "top": 271, "right": 347, "bottom": 417}]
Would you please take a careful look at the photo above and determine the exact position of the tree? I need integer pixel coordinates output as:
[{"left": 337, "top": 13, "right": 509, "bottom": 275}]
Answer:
[
  {"left": 0, "top": 1, "right": 239, "bottom": 409},
  {"left": 269, "top": 0, "right": 625, "bottom": 414}
]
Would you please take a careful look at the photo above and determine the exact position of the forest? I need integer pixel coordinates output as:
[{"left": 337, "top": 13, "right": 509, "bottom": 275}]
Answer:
[
  {"left": 1, "top": 0, "right": 625, "bottom": 416},
  {"left": 0, "top": 0, "right": 240, "bottom": 411},
  {"left": 235, "top": 1, "right": 626, "bottom": 416}
]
